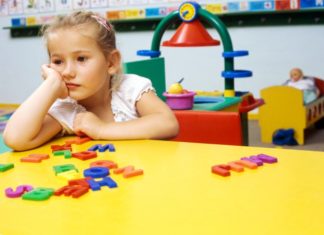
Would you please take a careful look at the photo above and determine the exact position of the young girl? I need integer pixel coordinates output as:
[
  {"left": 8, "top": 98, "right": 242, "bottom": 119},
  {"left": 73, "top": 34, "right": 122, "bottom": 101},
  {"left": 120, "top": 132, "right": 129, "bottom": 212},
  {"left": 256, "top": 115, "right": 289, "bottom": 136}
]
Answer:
[{"left": 4, "top": 11, "right": 179, "bottom": 151}]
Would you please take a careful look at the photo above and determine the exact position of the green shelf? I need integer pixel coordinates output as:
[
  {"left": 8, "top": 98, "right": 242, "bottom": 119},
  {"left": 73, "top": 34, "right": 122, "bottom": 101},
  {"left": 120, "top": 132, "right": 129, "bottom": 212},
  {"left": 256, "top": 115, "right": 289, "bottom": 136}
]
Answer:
[{"left": 3, "top": 10, "right": 324, "bottom": 38}]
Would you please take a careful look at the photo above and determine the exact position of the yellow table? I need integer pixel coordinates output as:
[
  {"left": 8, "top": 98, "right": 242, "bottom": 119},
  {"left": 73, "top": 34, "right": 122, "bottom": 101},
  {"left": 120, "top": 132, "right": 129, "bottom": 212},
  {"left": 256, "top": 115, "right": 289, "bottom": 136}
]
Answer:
[{"left": 1, "top": 138, "right": 324, "bottom": 235}]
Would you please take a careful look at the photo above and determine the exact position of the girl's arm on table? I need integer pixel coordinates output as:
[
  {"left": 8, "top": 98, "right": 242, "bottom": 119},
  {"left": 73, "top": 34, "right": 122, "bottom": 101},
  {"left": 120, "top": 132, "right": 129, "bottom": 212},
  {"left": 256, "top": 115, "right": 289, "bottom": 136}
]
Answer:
[
  {"left": 73, "top": 91, "right": 179, "bottom": 140},
  {"left": 3, "top": 66, "right": 66, "bottom": 151}
]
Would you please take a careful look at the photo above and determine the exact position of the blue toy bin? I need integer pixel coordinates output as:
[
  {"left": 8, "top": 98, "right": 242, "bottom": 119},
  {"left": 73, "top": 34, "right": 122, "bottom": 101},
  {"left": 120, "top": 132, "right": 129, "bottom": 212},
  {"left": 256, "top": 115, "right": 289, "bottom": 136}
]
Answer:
[{"left": 163, "top": 91, "right": 196, "bottom": 110}]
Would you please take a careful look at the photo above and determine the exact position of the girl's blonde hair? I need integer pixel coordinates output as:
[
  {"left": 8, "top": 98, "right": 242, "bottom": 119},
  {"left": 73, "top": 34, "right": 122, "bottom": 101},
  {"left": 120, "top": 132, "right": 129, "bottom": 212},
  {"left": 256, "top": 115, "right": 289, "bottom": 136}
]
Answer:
[
  {"left": 41, "top": 11, "right": 116, "bottom": 56},
  {"left": 41, "top": 11, "right": 123, "bottom": 90}
]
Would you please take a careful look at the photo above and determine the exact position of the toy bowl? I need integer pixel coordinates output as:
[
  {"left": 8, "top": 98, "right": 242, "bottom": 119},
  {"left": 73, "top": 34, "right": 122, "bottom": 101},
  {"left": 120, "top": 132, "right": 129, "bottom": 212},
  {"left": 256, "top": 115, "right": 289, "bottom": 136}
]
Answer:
[{"left": 163, "top": 91, "right": 196, "bottom": 110}]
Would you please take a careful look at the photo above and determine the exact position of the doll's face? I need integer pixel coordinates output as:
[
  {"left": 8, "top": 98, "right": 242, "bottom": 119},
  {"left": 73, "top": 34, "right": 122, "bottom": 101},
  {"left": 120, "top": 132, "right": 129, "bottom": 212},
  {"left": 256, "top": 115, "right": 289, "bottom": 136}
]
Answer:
[{"left": 290, "top": 69, "right": 303, "bottom": 82}]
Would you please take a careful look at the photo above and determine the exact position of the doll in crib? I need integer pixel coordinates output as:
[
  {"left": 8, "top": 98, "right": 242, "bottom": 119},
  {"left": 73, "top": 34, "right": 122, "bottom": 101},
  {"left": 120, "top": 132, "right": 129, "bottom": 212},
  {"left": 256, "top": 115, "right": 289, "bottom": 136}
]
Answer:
[{"left": 284, "top": 68, "right": 320, "bottom": 104}]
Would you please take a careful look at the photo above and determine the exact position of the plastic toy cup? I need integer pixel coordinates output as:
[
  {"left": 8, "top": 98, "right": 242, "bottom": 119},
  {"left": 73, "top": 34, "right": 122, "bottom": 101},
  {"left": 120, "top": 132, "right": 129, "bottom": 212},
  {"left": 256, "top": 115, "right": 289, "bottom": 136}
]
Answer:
[{"left": 163, "top": 91, "right": 196, "bottom": 110}]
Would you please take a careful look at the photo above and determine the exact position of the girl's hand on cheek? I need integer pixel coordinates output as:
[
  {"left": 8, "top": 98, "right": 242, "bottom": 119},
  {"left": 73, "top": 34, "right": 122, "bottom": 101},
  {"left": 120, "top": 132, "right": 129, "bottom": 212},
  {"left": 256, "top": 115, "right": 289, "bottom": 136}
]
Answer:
[
  {"left": 41, "top": 64, "right": 68, "bottom": 99},
  {"left": 73, "top": 112, "right": 104, "bottom": 139}
]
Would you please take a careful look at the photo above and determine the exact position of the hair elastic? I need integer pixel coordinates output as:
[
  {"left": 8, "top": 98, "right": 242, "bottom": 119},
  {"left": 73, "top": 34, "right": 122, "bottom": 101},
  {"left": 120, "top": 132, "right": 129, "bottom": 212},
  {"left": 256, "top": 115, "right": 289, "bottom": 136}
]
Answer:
[{"left": 91, "top": 15, "right": 111, "bottom": 31}]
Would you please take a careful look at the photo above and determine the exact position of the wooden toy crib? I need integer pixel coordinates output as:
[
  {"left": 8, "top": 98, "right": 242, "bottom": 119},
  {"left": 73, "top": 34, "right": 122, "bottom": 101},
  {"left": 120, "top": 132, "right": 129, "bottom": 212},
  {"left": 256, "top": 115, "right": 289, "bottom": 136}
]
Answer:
[{"left": 259, "top": 78, "right": 324, "bottom": 145}]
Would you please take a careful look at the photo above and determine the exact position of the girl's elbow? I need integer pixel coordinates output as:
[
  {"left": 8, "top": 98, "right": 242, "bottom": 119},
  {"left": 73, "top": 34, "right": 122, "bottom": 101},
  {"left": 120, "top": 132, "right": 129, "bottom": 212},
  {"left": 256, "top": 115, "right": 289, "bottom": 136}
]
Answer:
[
  {"left": 171, "top": 119, "right": 180, "bottom": 137},
  {"left": 3, "top": 134, "right": 17, "bottom": 151},
  {"left": 3, "top": 131, "right": 29, "bottom": 151},
  {"left": 165, "top": 116, "right": 179, "bottom": 138}
]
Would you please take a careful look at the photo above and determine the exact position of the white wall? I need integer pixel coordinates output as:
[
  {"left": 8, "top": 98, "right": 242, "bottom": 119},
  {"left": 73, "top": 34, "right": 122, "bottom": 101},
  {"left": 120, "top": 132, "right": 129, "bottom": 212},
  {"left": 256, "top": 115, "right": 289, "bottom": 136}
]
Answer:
[{"left": 1, "top": 16, "right": 324, "bottom": 104}]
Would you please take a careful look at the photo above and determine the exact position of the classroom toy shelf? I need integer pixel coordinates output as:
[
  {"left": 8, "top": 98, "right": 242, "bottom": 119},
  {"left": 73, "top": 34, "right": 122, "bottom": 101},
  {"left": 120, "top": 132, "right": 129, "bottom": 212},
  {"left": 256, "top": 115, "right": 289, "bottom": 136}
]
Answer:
[{"left": 3, "top": 9, "right": 324, "bottom": 38}]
